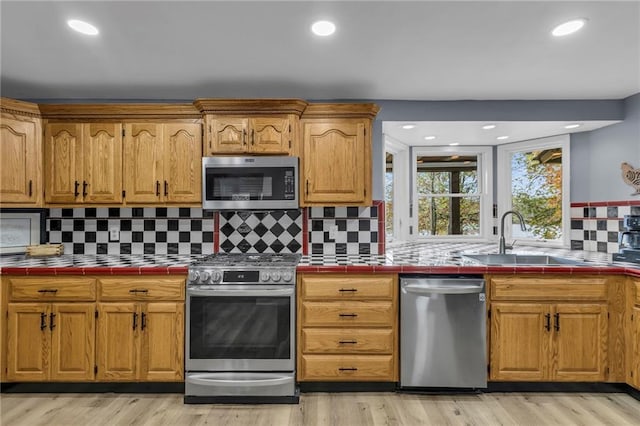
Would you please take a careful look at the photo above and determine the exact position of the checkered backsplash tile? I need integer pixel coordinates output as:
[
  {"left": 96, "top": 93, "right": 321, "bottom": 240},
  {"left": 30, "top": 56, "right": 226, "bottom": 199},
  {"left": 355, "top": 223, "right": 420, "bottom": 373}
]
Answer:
[
  {"left": 218, "top": 210, "right": 303, "bottom": 253},
  {"left": 308, "top": 205, "right": 382, "bottom": 255},
  {"left": 570, "top": 203, "right": 640, "bottom": 254},
  {"left": 48, "top": 207, "right": 214, "bottom": 255}
]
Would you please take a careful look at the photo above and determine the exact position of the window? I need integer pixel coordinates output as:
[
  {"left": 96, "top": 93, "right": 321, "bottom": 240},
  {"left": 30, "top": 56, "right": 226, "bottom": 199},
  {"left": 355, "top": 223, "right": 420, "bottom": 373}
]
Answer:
[
  {"left": 412, "top": 147, "right": 492, "bottom": 239},
  {"left": 497, "top": 135, "right": 570, "bottom": 246}
]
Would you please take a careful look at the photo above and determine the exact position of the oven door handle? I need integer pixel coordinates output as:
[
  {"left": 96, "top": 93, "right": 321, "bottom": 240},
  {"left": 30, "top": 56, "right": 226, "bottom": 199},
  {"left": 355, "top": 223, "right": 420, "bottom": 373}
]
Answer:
[
  {"left": 187, "top": 287, "right": 294, "bottom": 297},
  {"left": 187, "top": 374, "right": 292, "bottom": 387}
]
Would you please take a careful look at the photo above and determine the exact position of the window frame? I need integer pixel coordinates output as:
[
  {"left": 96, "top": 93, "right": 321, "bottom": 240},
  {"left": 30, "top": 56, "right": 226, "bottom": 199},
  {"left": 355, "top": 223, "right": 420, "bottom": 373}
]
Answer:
[
  {"left": 411, "top": 146, "right": 493, "bottom": 241},
  {"left": 496, "top": 134, "right": 571, "bottom": 248}
]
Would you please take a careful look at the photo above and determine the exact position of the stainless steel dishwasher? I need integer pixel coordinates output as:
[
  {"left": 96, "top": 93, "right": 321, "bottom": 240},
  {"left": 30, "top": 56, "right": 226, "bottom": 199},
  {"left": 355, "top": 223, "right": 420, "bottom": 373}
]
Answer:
[{"left": 400, "top": 275, "right": 487, "bottom": 389}]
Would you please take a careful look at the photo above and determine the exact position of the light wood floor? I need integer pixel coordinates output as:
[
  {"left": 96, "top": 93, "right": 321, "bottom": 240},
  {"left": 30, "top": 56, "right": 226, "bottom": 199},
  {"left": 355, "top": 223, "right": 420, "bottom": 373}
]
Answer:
[{"left": 2, "top": 392, "right": 640, "bottom": 426}]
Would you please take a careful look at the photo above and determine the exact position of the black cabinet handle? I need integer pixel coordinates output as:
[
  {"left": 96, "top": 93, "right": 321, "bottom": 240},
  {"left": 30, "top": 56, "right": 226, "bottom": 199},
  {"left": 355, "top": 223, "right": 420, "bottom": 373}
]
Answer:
[
  {"left": 554, "top": 313, "right": 560, "bottom": 331},
  {"left": 40, "top": 313, "right": 47, "bottom": 331},
  {"left": 339, "top": 340, "right": 358, "bottom": 344},
  {"left": 339, "top": 288, "right": 358, "bottom": 293},
  {"left": 141, "top": 312, "right": 147, "bottom": 331},
  {"left": 37, "top": 289, "right": 58, "bottom": 294},
  {"left": 28, "top": 180, "right": 33, "bottom": 197},
  {"left": 133, "top": 312, "right": 138, "bottom": 330},
  {"left": 50, "top": 312, "right": 56, "bottom": 330},
  {"left": 164, "top": 181, "right": 168, "bottom": 197},
  {"left": 74, "top": 181, "right": 80, "bottom": 197},
  {"left": 306, "top": 180, "right": 309, "bottom": 196},
  {"left": 545, "top": 313, "right": 551, "bottom": 331},
  {"left": 128, "top": 289, "right": 149, "bottom": 294},
  {"left": 243, "top": 129, "right": 247, "bottom": 145},
  {"left": 251, "top": 129, "right": 255, "bottom": 145},
  {"left": 339, "top": 313, "right": 358, "bottom": 318},
  {"left": 82, "top": 181, "right": 88, "bottom": 197},
  {"left": 338, "top": 367, "right": 358, "bottom": 372},
  {"left": 156, "top": 181, "right": 160, "bottom": 196}
]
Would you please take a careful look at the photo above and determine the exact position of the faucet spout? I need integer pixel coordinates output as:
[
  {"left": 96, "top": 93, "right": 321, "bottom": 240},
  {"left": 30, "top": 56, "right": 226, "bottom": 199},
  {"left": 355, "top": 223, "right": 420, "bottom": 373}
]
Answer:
[{"left": 499, "top": 210, "right": 527, "bottom": 254}]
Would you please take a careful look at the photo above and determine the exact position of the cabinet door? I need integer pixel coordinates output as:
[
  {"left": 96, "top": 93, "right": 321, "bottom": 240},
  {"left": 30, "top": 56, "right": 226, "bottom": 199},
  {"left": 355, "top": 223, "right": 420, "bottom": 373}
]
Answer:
[
  {"left": 44, "top": 123, "right": 83, "bottom": 203},
  {"left": 631, "top": 306, "right": 640, "bottom": 389},
  {"left": 123, "top": 123, "right": 163, "bottom": 203},
  {"left": 83, "top": 123, "right": 123, "bottom": 203},
  {"left": 163, "top": 123, "right": 202, "bottom": 203},
  {"left": 302, "top": 120, "right": 368, "bottom": 204},
  {"left": 50, "top": 303, "right": 95, "bottom": 381},
  {"left": 96, "top": 303, "right": 138, "bottom": 381},
  {"left": 209, "top": 118, "right": 247, "bottom": 154},
  {"left": 249, "top": 117, "right": 290, "bottom": 154},
  {"left": 7, "top": 303, "right": 49, "bottom": 381},
  {"left": 139, "top": 302, "right": 184, "bottom": 381},
  {"left": 0, "top": 115, "right": 40, "bottom": 204},
  {"left": 490, "top": 303, "right": 549, "bottom": 381},
  {"left": 552, "top": 303, "right": 608, "bottom": 381}
]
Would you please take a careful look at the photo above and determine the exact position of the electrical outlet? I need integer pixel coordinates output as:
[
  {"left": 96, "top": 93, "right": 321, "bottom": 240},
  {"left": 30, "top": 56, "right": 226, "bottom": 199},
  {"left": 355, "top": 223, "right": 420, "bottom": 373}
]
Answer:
[
  {"left": 329, "top": 225, "right": 338, "bottom": 240},
  {"left": 109, "top": 227, "right": 120, "bottom": 242}
]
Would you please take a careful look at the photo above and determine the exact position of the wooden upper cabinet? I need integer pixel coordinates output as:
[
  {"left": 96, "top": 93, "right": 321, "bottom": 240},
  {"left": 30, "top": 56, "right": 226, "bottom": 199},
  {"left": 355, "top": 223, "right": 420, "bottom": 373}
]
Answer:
[
  {"left": 163, "top": 123, "right": 201, "bottom": 203},
  {"left": 44, "top": 122, "right": 122, "bottom": 204},
  {"left": 300, "top": 103, "right": 379, "bottom": 206},
  {"left": 0, "top": 98, "right": 43, "bottom": 206},
  {"left": 194, "top": 99, "right": 307, "bottom": 156},
  {"left": 123, "top": 122, "right": 201, "bottom": 204}
]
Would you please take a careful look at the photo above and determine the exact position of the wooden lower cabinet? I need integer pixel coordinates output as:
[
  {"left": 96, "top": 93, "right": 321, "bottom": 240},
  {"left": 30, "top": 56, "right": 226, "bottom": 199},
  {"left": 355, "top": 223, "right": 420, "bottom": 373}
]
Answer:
[
  {"left": 490, "top": 302, "right": 608, "bottom": 381},
  {"left": 7, "top": 302, "right": 95, "bottom": 381},
  {"left": 297, "top": 273, "right": 398, "bottom": 382}
]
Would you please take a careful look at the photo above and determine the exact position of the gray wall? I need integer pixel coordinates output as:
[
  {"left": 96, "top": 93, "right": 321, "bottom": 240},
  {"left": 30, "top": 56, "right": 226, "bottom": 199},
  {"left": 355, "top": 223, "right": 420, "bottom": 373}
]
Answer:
[
  {"left": 570, "top": 93, "right": 640, "bottom": 202},
  {"left": 372, "top": 98, "right": 629, "bottom": 201}
]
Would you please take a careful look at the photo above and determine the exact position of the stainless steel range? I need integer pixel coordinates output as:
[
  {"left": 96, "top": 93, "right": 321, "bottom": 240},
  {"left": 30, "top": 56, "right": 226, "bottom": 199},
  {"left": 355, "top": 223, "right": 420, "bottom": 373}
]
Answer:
[{"left": 184, "top": 253, "right": 300, "bottom": 403}]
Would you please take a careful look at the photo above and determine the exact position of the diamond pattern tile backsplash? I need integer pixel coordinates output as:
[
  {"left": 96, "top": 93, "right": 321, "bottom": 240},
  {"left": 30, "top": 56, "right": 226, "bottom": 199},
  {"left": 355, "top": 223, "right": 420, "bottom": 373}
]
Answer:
[{"left": 218, "top": 210, "right": 303, "bottom": 253}]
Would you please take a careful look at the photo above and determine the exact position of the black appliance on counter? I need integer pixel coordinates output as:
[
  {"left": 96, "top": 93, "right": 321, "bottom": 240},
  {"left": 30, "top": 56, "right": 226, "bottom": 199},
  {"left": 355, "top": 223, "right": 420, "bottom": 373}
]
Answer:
[{"left": 613, "top": 215, "right": 640, "bottom": 264}]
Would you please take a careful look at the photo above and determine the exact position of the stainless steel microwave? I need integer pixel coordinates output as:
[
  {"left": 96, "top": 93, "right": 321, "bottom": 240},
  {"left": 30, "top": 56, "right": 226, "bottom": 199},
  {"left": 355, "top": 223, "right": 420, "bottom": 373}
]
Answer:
[{"left": 202, "top": 156, "right": 298, "bottom": 210}]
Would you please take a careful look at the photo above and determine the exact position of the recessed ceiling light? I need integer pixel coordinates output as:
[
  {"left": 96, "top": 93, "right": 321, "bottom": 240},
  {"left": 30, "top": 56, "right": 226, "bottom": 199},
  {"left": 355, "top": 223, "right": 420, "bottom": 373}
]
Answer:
[
  {"left": 67, "top": 19, "right": 99, "bottom": 36},
  {"left": 424, "top": 136, "right": 436, "bottom": 140},
  {"left": 552, "top": 19, "right": 586, "bottom": 37},
  {"left": 402, "top": 124, "right": 416, "bottom": 130},
  {"left": 311, "top": 20, "right": 336, "bottom": 36},
  {"left": 497, "top": 136, "right": 509, "bottom": 140},
  {"left": 564, "top": 123, "right": 581, "bottom": 129},
  {"left": 482, "top": 124, "right": 496, "bottom": 130},
  {"left": 449, "top": 142, "right": 460, "bottom": 146}
]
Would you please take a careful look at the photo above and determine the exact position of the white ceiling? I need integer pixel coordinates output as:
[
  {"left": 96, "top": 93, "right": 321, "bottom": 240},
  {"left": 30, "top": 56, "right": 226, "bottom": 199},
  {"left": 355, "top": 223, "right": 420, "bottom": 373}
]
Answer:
[
  {"left": 1, "top": 0, "right": 639, "bottom": 101},
  {"left": 383, "top": 120, "right": 621, "bottom": 147}
]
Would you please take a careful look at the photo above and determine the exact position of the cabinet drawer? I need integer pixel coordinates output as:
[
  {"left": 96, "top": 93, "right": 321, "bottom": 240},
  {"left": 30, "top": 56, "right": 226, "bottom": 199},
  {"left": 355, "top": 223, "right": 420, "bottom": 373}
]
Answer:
[
  {"left": 490, "top": 276, "right": 607, "bottom": 301},
  {"left": 9, "top": 277, "right": 96, "bottom": 301},
  {"left": 301, "top": 301, "right": 395, "bottom": 327},
  {"left": 301, "top": 328, "right": 393, "bottom": 354},
  {"left": 98, "top": 277, "right": 184, "bottom": 301},
  {"left": 300, "top": 355, "right": 394, "bottom": 381},
  {"left": 300, "top": 275, "right": 394, "bottom": 300}
]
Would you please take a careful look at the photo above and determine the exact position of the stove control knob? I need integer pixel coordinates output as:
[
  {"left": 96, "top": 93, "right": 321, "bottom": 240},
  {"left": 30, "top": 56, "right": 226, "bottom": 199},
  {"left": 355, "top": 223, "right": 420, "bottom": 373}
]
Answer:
[
  {"left": 260, "top": 272, "right": 271, "bottom": 282},
  {"left": 271, "top": 271, "right": 281, "bottom": 282},
  {"left": 200, "top": 271, "right": 211, "bottom": 283},
  {"left": 188, "top": 271, "right": 200, "bottom": 284},
  {"left": 212, "top": 271, "right": 222, "bottom": 283},
  {"left": 282, "top": 271, "right": 293, "bottom": 282}
]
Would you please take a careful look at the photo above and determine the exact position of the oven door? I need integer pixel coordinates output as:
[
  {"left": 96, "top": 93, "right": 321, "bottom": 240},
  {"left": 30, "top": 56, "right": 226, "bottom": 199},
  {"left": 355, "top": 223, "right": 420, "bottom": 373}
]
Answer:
[{"left": 186, "top": 285, "right": 295, "bottom": 372}]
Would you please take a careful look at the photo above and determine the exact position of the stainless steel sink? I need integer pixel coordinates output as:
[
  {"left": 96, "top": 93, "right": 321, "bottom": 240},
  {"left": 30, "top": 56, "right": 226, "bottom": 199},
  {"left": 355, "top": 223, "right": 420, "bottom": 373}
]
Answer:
[{"left": 461, "top": 253, "right": 583, "bottom": 266}]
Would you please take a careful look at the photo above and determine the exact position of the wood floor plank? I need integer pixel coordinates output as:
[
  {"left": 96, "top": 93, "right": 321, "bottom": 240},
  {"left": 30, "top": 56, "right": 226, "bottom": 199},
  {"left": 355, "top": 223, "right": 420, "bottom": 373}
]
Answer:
[{"left": 2, "top": 391, "right": 640, "bottom": 426}]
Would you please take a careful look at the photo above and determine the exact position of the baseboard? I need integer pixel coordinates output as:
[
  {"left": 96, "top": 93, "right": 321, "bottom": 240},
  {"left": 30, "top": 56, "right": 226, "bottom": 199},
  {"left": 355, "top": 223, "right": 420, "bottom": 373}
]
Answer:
[
  {"left": 299, "top": 382, "right": 397, "bottom": 392},
  {"left": 1, "top": 382, "right": 184, "bottom": 393}
]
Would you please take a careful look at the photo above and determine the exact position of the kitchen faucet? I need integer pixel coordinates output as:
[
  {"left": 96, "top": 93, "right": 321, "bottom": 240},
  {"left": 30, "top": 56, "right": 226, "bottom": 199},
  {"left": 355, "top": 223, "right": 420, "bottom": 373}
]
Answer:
[{"left": 499, "top": 210, "right": 527, "bottom": 254}]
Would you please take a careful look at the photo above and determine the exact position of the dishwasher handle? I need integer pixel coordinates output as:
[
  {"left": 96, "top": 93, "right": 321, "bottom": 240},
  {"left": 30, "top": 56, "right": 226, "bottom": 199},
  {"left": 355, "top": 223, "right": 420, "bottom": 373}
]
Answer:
[{"left": 402, "top": 283, "right": 484, "bottom": 295}]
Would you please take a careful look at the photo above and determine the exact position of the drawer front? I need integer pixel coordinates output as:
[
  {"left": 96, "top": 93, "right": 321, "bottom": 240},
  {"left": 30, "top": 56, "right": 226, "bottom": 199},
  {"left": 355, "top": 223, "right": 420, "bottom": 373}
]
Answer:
[
  {"left": 9, "top": 277, "right": 96, "bottom": 301},
  {"left": 301, "top": 301, "right": 395, "bottom": 327},
  {"left": 634, "top": 281, "right": 640, "bottom": 305},
  {"left": 98, "top": 277, "right": 185, "bottom": 301},
  {"left": 300, "top": 275, "right": 395, "bottom": 300},
  {"left": 490, "top": 276, "right": 608, "bottom": 301},
  {"left": 300, "top": 355, "right": 394, "bottom": 381},
  {"left": 301, "top": 328, "right": 394, "bottom": 354}
]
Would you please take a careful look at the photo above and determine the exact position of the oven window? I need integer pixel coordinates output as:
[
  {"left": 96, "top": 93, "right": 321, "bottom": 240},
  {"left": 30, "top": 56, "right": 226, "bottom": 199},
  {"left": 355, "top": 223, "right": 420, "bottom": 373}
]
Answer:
[
  {"left": 189, "top": 296, "right": 291, "bottom": 359},
  {"left": 204, "top": 167, "right": 295, "bottom": 201}
]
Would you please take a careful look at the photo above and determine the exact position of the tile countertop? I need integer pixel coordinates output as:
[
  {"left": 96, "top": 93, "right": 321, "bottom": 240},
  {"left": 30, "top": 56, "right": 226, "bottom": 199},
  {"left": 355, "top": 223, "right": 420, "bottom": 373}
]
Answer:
[{"left": 0, "top": 242, "right": 639, "bottom": 277}]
